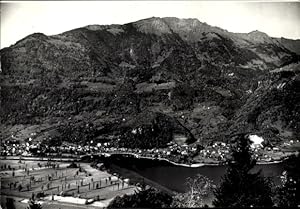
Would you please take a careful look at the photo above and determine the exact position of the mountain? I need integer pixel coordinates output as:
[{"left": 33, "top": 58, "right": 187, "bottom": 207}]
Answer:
[
  {"left": 231, "top": 62, "right": 300, "bottom": 144},
  {"left": 277, "top": 37, "right": 300, "bottom": 55},
  {"left": 1, "top": 17, "right": 299, "bottom": 150}
]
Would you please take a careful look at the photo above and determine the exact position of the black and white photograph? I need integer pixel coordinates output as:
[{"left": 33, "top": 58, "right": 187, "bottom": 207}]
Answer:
[{"left": 0, "top": 1, "right": 299, "bottom": 208}]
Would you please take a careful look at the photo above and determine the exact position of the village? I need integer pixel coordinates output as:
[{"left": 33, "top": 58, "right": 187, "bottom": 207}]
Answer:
[{"left": 1, "top": 133, "right": 298, "bottom": 166}]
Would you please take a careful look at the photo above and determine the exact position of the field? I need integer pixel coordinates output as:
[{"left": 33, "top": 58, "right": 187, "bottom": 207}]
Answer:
[{"left": 1, "top": 159, "right": 137, "bottom": 209}]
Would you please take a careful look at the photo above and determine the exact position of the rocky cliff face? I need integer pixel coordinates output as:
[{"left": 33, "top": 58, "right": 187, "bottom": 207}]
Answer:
[{"left": 1, "top": 17, "right": 299, "bottom": 148}]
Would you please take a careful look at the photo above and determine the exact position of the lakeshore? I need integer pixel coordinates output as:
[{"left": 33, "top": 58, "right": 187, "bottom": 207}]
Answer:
[{"left": 0, "top": 150, "right": 293, "bottom": 168}]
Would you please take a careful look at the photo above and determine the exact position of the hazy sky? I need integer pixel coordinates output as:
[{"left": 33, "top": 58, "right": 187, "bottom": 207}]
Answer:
[{"left": 1, "top": 1, "right": 300, "bottom": 49}]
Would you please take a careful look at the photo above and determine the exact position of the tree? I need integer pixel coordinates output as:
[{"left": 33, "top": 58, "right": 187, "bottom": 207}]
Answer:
[
  {"left": 18, "top": 184, "right": 23, "bottom": 192},
  {"left": 6, "top": 197, "right": 16, "bottom": 209},
  {"left": 213, "top": 133, "right": 273, "bottom": 208},
  {"left": 67, "top": 162, "right": 78, "bottom": 168},
  {"left": 274, "top": 153, "right": 300, "bottom": 207},
  {"left": 107, "top": 187, "right": 172, "bottom": 208},
  {"left": 171, "top": 174, "right": 214, "bottom": 208}
]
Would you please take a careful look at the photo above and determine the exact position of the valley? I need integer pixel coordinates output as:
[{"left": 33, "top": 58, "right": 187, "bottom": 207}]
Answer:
[{"left": 1, "top": 16, "right": 300, "bottom": 208}]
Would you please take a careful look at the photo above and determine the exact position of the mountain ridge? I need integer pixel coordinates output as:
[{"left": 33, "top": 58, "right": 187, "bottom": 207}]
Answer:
[
  {"left": 2, "top": 17, "right": 299, "bottom": 52},
  {"left": 1, "top": 17, "right": 299, "bottom": 153}
]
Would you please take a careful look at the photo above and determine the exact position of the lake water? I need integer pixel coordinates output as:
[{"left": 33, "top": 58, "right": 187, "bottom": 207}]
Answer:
[{"left": 104, "top": 155, "right": 285, "bottom": 193}]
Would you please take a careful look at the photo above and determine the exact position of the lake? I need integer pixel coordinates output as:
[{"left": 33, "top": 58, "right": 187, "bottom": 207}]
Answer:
[{"left": 103, "top": 155, "right": 285, "bottom": 193}]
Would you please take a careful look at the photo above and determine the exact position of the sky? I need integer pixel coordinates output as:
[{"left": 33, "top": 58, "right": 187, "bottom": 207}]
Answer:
[{"left": 1, "top": 1, "right": 300, "bottom": 49}]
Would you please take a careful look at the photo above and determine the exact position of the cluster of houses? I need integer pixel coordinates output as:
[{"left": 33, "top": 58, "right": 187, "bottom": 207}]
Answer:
[
  {"left": 2, "top": 133, "right": 298, "bottom": 164},
  {"left": 198, "top": 142, "right": 231, "bottom": 162},
  {"left": 1, "top": 138, "right": 41, "bottom": 157},
  {"left": 1, "top": 136, "right": 198, "bottom": 163}
]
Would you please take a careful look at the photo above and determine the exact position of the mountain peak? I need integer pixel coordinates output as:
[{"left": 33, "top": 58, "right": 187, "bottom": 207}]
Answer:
[
  {"left": 246, "top": 30, "right": 272, "bottom": 43},
  {"left": 249, "top": 30, "right": 268, "bottom": 36},
  {"left": 13, "top": 32, "right": 48, "bottom": 47},
  {"left": 84, "top": 24, "right": 106, "bottom": 31},
  {"left": 133, "top": 17, "right": 212, "bottom": 37},
  {"left": 133, "top": 17, "right": 172, "bottom": 35},
  {"left": 162, "top": 17, "right": 203, "bottom": 30},
  {"left": 24, "top": 33, "right": 48, "bottom": 40}
]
